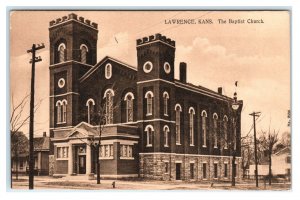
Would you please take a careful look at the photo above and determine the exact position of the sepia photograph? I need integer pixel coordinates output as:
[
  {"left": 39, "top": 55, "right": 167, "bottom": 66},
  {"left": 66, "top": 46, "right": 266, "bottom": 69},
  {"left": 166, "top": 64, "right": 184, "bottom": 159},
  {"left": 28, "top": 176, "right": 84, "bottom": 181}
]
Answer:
[{"left": 9, "top": 10, "right": 291, "bottom": 191}]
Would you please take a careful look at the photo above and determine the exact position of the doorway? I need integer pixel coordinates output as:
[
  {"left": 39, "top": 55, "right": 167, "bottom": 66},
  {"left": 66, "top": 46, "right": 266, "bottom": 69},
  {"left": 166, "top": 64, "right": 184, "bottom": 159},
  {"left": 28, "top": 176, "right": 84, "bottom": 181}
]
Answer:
[
  {"left": 176, "top": 163, "right": 181, "bottom": 180},
  {"left": 78, "top": 155, "right": 86, "bottom": 174}
]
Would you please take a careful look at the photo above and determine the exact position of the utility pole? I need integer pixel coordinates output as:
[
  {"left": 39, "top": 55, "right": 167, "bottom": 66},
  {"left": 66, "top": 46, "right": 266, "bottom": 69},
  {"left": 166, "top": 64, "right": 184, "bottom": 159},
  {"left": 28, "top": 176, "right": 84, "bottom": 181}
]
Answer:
[
  {"left": 27, "top": 43, "right": 45, "bottom": 189},
  {"left": 249, "top": 111, "right": 261, "bottom": 188}
]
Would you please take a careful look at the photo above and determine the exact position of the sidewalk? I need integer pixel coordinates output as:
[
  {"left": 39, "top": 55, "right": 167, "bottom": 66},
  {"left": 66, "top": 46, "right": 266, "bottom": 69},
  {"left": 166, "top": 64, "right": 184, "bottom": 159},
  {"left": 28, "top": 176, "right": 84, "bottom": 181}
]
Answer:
[{"left": 10, "top": 175, "right": 291, "bottom": 191}]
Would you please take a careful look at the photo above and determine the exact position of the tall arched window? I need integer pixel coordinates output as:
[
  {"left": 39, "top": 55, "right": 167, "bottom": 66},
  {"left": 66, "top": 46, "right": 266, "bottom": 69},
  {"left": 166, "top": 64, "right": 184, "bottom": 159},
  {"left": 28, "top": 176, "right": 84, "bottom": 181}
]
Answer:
[
  {"left": 104, "top": 89, "right": 115, "bottom": 124},
  {"left": 163, "top": 92, "right": 169, "bottom": 116},
  {"left": 223, "top": 115, "right": 228, "bottom": 149},
  {"left": 201, "top": 110, "right": 208, "bottom": 147},
  {"left": 62, "top": 99, "right": 67, "bottom": 123},
  {"left": 145, "top": 91, "right": 153, "bottom": 116},
  {"left": 144, "top": 125, "right": 154, "bottom": 147},
  {"left": 86, "top": 98, "right": 95, "bottom": 124},
  {"left": 80, "top": 44, "right": 88, "bottom": 64},
  {"left": 56, "top": 100, "right": 62, "bottom": 123},
  {"left": 233, "top": 118, "right": 237, "bottom": 150},
  {"left": 124, "top": 92, "right": 134, "bottom": 122},
  {"left": 213, "top": 113, "right": 218, "bottom": 148},
  {"left": 189, "top": 107, "right": 195, "bottom": 146},
  {"left": 58, "top": 43, "right": 66, "bottom": 63},
  {"left": 175, "top": 104, "right": 182, "bottom": 145},
  {"left": 163, "top": 125, "right": 170, "bottom": 147}
]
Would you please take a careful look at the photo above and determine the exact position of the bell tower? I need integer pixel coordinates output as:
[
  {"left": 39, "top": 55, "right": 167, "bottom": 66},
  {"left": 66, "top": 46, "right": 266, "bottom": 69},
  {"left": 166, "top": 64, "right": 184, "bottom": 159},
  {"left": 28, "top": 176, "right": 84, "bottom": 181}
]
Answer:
[
  {"left": 49, "top": 13, "right": 98, "bottom": 137},
  {"left": 136, "top": 34, "right": 176, "bottom": 153}
]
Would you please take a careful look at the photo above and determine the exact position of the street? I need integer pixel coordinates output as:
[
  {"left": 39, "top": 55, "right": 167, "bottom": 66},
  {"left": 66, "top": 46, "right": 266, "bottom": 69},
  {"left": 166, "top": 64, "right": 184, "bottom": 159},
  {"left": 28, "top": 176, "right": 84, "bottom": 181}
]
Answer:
[{"left": 10, "top": 176, "right": 291, "bottom": 191}]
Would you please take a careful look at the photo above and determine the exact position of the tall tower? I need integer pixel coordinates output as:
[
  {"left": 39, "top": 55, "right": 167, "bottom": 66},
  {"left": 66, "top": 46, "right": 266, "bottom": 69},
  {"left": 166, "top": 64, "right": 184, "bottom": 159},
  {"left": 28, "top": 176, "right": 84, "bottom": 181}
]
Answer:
[
  {"left": 136, "top": 34, "right": 176, "bottom": 153},
  {"left": 49, "top": 13, "right": 98, "bottom": 138}
]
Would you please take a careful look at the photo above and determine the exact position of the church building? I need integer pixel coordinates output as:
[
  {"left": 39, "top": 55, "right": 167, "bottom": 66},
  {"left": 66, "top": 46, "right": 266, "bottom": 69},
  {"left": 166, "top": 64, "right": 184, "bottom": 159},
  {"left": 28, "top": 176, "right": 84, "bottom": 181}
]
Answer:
[{"left": 48, "top": 13, "right": 243, "bottom": 181}]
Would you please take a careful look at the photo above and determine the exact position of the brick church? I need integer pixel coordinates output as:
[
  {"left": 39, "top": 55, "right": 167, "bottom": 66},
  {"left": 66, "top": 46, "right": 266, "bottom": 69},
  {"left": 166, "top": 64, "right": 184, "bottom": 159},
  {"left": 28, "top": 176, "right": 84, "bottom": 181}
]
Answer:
[{"left": 48, "top": 13, "right": 243, "bottom": 181}]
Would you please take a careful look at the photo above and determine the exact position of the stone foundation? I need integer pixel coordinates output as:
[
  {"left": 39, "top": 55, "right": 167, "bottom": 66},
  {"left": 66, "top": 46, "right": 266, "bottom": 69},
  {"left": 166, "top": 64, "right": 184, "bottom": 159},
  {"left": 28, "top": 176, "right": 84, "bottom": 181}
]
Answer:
[{"left": 139, "top": 153, "right": 242, "bottom": 181}]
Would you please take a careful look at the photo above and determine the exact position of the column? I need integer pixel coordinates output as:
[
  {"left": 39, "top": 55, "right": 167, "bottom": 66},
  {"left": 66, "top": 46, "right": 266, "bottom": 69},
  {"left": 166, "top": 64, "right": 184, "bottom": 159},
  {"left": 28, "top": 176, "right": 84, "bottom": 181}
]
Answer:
[
  {"left": 86, "top": 144, "right": 91, "bottom": 174},
  {"left": 68, "top": 144, "right": 73, "bottom": 175}
]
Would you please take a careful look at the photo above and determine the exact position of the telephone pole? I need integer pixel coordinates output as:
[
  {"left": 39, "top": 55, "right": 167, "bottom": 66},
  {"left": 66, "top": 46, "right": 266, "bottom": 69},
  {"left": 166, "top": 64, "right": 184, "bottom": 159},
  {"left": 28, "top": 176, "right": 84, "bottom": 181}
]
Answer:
[
  {"left": 249, "top": 111, "right": 261, "bottom": 188},
  {"left": 27, "top": 43, "right": 45, "bottom": 189}
]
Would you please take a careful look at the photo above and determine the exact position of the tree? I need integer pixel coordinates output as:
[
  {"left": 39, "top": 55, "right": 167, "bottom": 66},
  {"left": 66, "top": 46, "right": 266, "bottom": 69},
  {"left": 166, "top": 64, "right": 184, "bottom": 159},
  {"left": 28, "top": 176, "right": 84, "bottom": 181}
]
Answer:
[
  {"left": 10, "top": 93, "right": 42, "bottom": 187},
  {"left": 77, "top": 84, "right": 120, "bottom": 184},
  {"left": 259, "top": 129, "right": 279, "bottom": 185},
  {"left": 11, "top": 131, "right": 29, "bottom": 180}
]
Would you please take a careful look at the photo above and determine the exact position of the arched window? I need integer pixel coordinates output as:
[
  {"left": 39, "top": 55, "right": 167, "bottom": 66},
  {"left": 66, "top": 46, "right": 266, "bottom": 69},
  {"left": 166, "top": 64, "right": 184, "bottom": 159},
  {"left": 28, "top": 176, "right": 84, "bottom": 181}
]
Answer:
[
  {"left": 105, "top": 63, "right": 112, "bottom": 79},
  {"left": 86, "top": 98, "right": 95, "bottom": 124},
  {"left": 163, "top": 125, "right": 170, "bottom": 147},
  {"left": 61, "top": 99, "right": 67, "bottom": 123},
  {"left": 145, "top": 91, "right": 153, "bottom": 116},
  {"left": 213, "top": 113, "right": 218, "bottom": 148},
  {"left": 163, "top": 92, "right": 169, "bottom": 116},
  {"left": 233, "top": 118, "right": 237, "bottom": 150},
  {"left": 124, "top": 92, "right": 134, "bottom": 122},
  {"left": 104, "top": 89, "right": 115, "bottom": 124},
  {"left": 189, "top": 107, "right": 195, "bottom": 146},
  {"left": 223, "top": 116, "right": 228, "bottom": 149},
  {"left": 58, "top": 43, "right": 66, "bottom": 63},
  {"left": 144, "top": 125, "right": 154, "bottom": 147},
  {"left": 201, "top": 110, "right": 208, "bottom": 147},
  {"left": 80, "top": 44, "right": 88, "bottom": 64},
  {"left": 175, "top": 104, "right": 182, "bottom": 145},
  {"left": 56, "top": 100, "right": 62, "bottom": 123}
]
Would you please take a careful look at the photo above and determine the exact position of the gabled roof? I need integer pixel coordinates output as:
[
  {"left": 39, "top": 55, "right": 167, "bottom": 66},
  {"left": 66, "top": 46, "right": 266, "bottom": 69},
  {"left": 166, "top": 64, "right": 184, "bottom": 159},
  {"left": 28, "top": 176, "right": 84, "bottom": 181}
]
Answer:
[
  {"left": 67, "top": 121, "right": 99, "bottom": 138},
  {"left": 274, "top": 146, "right": 291, "bottom": 156},
  {"left": 79, "top": 56, "right": 137, "bottom": 83},
  {"left": 33, "top": 136, "right": 50, "bottom": 151}
]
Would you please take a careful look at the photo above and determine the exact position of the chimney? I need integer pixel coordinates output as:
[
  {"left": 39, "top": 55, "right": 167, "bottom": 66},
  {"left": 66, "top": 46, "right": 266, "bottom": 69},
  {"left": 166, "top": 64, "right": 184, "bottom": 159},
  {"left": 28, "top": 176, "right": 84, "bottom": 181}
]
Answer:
[
  {"left": 218, "top": 87, "right": 222, "bottom": 95},
  {"left": 179, "top": 62, "right": 187, "bottom": 83},
  {"left": 43, "top": 132, "right": 47, "bottom": 137}
]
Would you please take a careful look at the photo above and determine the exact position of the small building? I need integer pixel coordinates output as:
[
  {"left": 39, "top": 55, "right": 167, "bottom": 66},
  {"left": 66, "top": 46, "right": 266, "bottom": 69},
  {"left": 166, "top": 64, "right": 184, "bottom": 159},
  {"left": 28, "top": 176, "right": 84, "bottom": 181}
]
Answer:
[
  {"left": 33, "top": 132, "right": 50, "bottom": 175},
  {"left": 249, "top": 147, "right": 291, "bottom": 179}
]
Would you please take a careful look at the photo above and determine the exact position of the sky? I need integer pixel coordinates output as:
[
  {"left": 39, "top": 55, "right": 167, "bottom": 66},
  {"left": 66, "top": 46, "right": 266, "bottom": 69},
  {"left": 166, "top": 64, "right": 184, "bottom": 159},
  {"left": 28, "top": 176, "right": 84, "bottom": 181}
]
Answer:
[{"left": 9, "top": 10, "right": 290, "bottom": 137}]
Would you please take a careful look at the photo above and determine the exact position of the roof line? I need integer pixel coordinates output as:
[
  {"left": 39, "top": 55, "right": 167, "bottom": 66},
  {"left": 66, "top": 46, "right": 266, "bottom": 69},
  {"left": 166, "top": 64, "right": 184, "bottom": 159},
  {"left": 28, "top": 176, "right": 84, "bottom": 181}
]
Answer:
[{"left": 79, "top": 56, "right": 137, "bottom": 83}]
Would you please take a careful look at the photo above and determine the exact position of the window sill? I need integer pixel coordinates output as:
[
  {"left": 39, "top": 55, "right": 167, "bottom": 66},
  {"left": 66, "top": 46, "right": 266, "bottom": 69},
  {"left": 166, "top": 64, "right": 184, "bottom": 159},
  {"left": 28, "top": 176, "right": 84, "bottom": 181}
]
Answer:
[
  {"left": 146, "top": 113, "right": 152, "bottom": 116},
  {"left": 120, "top": 157, "right": 134, "bottom": 160},
  {"left": 56, "top": 122, "right": 67, "bottom": 125},
  {"left": 190, "top": 144, "right": 195, "bottom": 147},
  {"left": 202, "top": 145, "right": 207, "bottom": 148},
  {"left": 99, "top": 157, "right": 114, "bottom": 160},
  {"left": 176, "top": 143, "right": 181, "bottom": 145},
  {"left": 203, "top": 178, "right": 208, "bottom": 181},
  {"left": 56, "top": 158, "right": 68, "bottom": 161},
  {"left": 224, "top": 147, "right": 228, "bottom": 150},
  {"left": 164, "top": 114, "right": 169, "bottom": 117},
  {"left": 214, "top": 146, "right": 218, "bottom": 149},
  {"left": 146, "top": 145, "right": 153, "bottom": 147},
  {"left": 164, "top": 145, "right": 169, "bottom": 147},
  {"left": 213, "top": 178, "right": 218, "bottom": 180}
]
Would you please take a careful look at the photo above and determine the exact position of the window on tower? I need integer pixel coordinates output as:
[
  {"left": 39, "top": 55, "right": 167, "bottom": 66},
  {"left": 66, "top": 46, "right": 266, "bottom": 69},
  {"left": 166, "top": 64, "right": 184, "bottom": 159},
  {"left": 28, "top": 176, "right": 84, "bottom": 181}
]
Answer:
[
  {"left": 80, "top": 44, "right": 88, "bottom": 64},
  {"left": 163, "top": 91, "right": 169, "bottom": 116},
  {"left": 145, "top": 91, "right": 153, "bottom": 116},
  {"left": 145, "top": 125, "right": 154, "bottom": 147},
  {"left": 56, "top": 99, "right": 67, "bottom": 124},
  {"left": 163, "top": 125, "right": 169, "bottom": 147},
  {"left": 57, "top": 43, "right": 66, "bottom": 63}
]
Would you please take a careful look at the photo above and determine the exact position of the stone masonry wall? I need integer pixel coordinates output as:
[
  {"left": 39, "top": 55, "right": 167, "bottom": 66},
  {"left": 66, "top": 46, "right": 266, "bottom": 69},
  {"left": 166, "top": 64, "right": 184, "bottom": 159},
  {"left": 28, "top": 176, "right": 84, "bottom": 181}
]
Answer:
[{"left": 139, "top": 153, "right": 242, "bottom": 182}]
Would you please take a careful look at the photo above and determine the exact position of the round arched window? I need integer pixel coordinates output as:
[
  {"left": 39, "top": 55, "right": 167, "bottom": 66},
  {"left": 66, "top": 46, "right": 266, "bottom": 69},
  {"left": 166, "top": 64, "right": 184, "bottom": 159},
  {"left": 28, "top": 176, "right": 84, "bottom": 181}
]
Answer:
[
  {"left": 58, "top": 78, "right": 65, "bottom": 88},
  {"left": 105, "top": 63, "right": 112, "bottom": 79},
  {"left": 164, "top": 62, "right": 171, "bottom": 74},
  {"left": 143, "top": 61, "right": 153, "bottom": 73}
]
